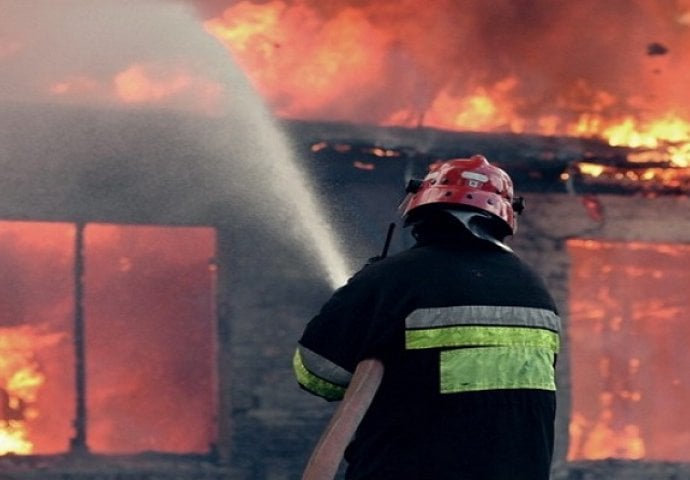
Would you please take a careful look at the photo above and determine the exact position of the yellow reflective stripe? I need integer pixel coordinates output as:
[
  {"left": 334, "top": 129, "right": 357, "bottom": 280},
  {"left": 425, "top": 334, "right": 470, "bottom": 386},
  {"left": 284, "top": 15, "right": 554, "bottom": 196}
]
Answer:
[
  {"left": 292, "top": 349, "right": 346, "bottom": 401},
  {"left": 405, "top": 325, "right": 560, "bottom": 352},
  {"left": 440, "top": 346, "right": 556, "bottom": 393}
]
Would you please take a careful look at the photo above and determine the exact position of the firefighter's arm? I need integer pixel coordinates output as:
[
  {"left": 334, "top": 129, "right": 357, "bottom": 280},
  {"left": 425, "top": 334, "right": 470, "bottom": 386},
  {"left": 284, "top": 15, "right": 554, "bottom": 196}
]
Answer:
[
  {"left": 302, "top": 358, "right": 384, "bottom": 480},
  {"left": 293, "top": 269, "right": 379, "bottom": 400}
]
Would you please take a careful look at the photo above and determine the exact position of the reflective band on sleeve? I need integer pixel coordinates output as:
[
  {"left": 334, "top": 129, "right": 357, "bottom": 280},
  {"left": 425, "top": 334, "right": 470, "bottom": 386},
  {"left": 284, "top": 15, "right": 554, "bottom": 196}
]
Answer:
[
  {"left": 406, "top": 325, "right": 560, "bottom": 352},
  {"left": 406, "top": 305, "right": 561, "bottom": 332},
  {"left": 297, "top": 345, "right": 353, "bottom": 386},
  {"left": 292, "top": 349, "right": 347, "bottom": 401},
  {"left": 440, "top": 346, "right": 556, "bottom": 393}
]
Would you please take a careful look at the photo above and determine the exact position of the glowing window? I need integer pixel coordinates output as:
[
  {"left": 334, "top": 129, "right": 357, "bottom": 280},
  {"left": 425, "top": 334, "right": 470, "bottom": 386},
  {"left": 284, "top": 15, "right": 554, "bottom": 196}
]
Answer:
[
  {"left": 567, "top": 239, "right": 690, "bottom": 462},
  {"left": 0, "top": 221, "right": 217, "bottom": 455}
]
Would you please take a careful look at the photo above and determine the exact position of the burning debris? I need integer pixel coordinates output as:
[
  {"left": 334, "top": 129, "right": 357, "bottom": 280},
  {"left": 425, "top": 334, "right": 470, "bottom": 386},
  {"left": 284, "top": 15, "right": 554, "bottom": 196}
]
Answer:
[
  {"left": 568, "top": 158, "right": 690, "bottom": 196},
  {"left": 300, "top": 125, "right": 690, "bottom": 197}
]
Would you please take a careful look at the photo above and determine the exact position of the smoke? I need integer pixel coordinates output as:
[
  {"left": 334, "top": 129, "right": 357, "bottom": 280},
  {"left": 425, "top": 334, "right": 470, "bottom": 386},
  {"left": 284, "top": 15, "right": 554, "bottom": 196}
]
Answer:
[{"left": 0, "top": 0, "right": 230, "bottom": 112}]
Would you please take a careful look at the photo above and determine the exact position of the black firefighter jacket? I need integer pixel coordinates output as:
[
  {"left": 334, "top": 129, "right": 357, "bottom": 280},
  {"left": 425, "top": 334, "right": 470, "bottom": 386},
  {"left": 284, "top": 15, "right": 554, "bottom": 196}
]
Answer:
[{"left": 294, "top": 230, "right": 561, "bottom": 480}]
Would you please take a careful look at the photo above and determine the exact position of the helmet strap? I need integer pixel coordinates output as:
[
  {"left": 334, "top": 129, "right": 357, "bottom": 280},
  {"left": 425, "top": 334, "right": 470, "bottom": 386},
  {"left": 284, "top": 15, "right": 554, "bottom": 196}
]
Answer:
[{"left": 444, "top": 209, "right": 513, "bottom": 252}]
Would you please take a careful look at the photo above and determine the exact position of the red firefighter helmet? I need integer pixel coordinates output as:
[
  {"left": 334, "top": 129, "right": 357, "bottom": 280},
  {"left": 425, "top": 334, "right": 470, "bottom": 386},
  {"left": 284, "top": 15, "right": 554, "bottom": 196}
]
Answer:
[{"left": 401, "top": 155, "right": 524, "bottom": 235}]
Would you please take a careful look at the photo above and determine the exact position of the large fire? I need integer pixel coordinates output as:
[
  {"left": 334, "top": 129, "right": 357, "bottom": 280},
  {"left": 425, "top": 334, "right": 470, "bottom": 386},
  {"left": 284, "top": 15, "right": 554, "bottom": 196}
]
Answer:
[
  {"left": 200, "top": 0, "right": 690, "bottom": 169},
  {"left": 4, "top": 1, "right": 690, "bottom": 166}
]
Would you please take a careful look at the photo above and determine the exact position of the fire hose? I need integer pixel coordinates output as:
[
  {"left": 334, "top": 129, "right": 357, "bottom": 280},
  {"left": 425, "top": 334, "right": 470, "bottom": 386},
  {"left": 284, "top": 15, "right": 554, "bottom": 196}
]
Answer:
[{"left": 301, "top": 358, "right": 385, "bottom": 480}]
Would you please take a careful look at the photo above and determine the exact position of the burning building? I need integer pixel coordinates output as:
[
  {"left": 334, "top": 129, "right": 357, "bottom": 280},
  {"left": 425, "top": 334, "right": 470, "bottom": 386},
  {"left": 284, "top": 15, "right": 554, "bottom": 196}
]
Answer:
[
  {"left": 2, "top": 0, "right": 690, "bottom": 479},
  {"left": 1, "top": 103, "right": 690, "bottom": 479}
]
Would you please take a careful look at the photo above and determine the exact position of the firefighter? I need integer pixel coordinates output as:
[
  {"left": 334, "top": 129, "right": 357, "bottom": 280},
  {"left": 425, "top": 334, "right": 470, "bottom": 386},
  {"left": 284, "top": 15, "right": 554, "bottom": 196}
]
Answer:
[{"left": 294, "top": 155, "right": 561, "bottom": 480}]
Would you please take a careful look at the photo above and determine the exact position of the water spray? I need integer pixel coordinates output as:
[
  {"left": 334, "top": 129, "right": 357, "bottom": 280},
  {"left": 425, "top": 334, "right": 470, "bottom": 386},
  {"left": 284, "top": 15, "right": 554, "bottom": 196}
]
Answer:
[
  {"left": 263, "top": 140, "right": 354, "bottom": 289},
  {"left": 214, "top": 54, "right": 353, "bottom": 290},
  {"left": 195, "top": 5, "right": 358, "bottom": 290}
]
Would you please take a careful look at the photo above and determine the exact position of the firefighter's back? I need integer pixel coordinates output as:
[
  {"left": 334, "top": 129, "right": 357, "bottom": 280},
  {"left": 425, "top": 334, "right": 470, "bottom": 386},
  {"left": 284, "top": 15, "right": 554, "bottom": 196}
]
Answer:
[{"left": 344, "top": 238, "right": 560, "bottom": 480}]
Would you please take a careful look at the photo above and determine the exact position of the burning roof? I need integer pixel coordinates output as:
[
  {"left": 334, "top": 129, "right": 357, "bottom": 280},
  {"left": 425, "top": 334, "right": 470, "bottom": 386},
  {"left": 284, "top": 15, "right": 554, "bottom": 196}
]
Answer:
[
  {"left": 3, "top": 1, "right": 690, "bottom": 138},
  {"left": 1, "top": 1, "right": 690, "bottom": 196}
]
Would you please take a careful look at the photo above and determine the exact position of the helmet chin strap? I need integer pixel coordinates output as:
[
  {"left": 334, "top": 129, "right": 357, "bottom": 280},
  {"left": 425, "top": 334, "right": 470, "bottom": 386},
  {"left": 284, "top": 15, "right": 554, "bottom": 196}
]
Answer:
[{"left": 444, "top": 209, "right": 513, "bottom": 252}]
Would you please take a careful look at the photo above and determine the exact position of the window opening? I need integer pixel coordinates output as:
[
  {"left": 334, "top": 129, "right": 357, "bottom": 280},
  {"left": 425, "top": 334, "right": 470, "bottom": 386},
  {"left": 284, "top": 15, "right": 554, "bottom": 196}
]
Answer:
[
  {"left": 567, "top": 238, "right": 690, "bottom": 461},
  {"left": 0, "top": 221, "right": 218, "bottom": 455}
]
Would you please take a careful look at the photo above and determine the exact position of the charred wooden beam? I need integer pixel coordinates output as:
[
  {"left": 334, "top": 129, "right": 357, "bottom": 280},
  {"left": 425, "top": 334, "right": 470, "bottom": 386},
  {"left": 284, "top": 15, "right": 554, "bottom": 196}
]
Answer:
[{"left": 283, "top": 120, "right": 690, "bottom": 197}]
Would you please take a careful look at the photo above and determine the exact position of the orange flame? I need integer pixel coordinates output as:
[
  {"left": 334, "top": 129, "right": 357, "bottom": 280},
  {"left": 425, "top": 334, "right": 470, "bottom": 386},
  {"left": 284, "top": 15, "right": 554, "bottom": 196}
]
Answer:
[
  {"left": 204, "top": 1, "right": 394, "bottom": 119},
  {"left": 0, "top": 326, "right": 64, "bottom": 455},
  {"left": 202, "top": 0, "right": 690, "bottom": 166},
  {"left": 603, "top": 115, "right": 690, "bottom": 167}
]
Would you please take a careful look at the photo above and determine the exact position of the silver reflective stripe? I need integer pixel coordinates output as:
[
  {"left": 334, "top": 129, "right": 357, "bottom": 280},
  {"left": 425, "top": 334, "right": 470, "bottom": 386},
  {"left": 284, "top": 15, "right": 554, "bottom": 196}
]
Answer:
[
  {"left": 405, "top": 305, "right": 560, "bottom": 332},
  {"left": 297, "top": 345, "right": 353, "bottom": 387}
]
